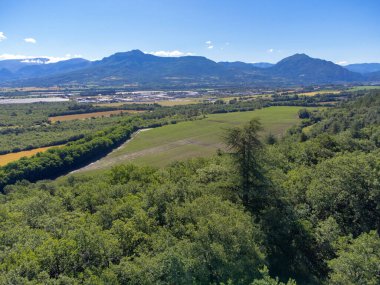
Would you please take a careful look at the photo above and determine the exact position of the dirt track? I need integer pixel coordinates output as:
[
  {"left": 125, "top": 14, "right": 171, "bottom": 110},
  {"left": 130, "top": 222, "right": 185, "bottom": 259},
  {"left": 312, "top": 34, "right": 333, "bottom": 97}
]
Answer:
[
  {"left": 72, "top": 128, "right": 152, "bottom": 173},
  {"left": 76, "top": 133, "right": 224, "bottom": 172}
]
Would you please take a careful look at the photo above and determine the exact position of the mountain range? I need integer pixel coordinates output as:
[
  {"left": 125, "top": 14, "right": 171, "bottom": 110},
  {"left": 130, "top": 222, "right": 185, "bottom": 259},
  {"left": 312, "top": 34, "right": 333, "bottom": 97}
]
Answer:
[
  {"left": 345, "top": 63, "right": 380, "bottom": 74},
  {"left": 0, "top": 50, "right": 379, "bottom": 87}
]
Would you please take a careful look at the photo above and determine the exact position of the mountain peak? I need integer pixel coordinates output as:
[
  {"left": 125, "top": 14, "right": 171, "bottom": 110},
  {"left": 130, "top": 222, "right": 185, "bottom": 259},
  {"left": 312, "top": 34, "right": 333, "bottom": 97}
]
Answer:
[
  {"left": 292, "top": 53, "right": 310, "bottom": 58},
  {"left": 126, "top": 49, "right": 145, "bottom": 55},
  {"left": 99, "top": 49, "right": 150, "bottom": 64},
  {"left": 271, "top": 53, "right": 360, "bottom": 83},
  {"left": 110, "top": 50, "right": 146, "bottom": 58},
  {"left": 280, "top": 53, "right": 312, "bottom": 62}
]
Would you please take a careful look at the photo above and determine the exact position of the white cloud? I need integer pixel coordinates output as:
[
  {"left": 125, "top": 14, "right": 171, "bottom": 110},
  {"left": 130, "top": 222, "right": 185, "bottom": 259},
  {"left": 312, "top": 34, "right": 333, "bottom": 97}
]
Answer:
[
  {"left": 0, "top": 54, "right": 31, "bottom": 60},
  {"left": 336, "top": 60, "right": 348, "bottom": 65},
  {"left": 147, "top": 50, "right": 194, "bottom": 57},
  {"left": 24, "top": 37, "right": 37, "bottom": 44},
  {"left": 267, "top": 48, "right": 274, "bottom": 53},
  {"left": 0, "top": 53, "right": 83, "bottom": 63},
  {"left": 205, "top": 41, "right": 214, "bottom": 49},
  {"left": 0, "top": 32, "right": 6, "bottom": 42}
]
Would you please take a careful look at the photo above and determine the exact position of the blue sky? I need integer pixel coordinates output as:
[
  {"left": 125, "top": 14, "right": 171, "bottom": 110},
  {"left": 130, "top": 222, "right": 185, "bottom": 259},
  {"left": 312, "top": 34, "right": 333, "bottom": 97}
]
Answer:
[{"left": 0, "top": 0, "right": 379, "bottom": 64}]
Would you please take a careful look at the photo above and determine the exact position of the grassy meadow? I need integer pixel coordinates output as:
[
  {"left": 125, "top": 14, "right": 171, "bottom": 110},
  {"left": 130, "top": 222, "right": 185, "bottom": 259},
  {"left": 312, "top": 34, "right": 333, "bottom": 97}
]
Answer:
[
  {"left": 79, "top": 106, "right": 312, "bottom": 171},
  {"left": 348, "top": 85, "right": 380, "bottom": 92}
]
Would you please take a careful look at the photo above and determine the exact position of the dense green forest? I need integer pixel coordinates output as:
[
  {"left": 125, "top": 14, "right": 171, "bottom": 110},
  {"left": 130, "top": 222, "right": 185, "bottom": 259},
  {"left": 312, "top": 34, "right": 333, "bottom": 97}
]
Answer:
[{"left": 0, "top": 91, "right": 378, "bottom": 284}]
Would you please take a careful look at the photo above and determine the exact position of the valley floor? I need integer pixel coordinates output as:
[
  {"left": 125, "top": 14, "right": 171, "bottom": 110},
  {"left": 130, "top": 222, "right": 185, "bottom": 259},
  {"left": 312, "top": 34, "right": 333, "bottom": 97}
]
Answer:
[{"left": 77, "top": 106, "right": 311, "bottom": 171}]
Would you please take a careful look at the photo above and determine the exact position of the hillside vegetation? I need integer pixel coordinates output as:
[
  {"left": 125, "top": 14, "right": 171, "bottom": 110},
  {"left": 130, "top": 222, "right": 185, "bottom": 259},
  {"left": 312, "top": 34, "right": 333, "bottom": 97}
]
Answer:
[{"left": 0, "top": 91, "right": 378, "bottom": 284}]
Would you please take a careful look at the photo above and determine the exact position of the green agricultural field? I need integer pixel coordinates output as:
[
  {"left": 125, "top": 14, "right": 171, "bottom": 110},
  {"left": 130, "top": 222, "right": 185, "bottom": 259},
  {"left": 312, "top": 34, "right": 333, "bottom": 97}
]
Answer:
[
  {"left": 78, "top": 106, "right": 313, "bottom": 171},
  {"left": 348, "top": 85, "right": 380, "bottom": 92}
]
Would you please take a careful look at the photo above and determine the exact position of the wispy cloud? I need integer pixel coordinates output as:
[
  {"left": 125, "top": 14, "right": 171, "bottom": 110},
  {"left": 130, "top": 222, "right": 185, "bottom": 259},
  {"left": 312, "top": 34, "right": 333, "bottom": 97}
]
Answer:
[
  {"left": 148, "top": 50, "right": 194, "bottom": 57},
  {"left": 0, "top": 53, "right": 83, "bottom": 63},
  {"left": 220, "top": 42, "right": 230, "bottom": 51},
  {"left": 336, "top": 60, "right": 348, "bottom": 65},
  {"left": 0, "top": 32, "right": 6, "bottom": 42},
  {"left": 267, "top": 48, "right": 282, "bottom": 54},
  {"left": 24, "top": 37, "right": 37, "bottom": 44},
  {"left": 205, "top": 41, "right": 214, "bottom": 49}
]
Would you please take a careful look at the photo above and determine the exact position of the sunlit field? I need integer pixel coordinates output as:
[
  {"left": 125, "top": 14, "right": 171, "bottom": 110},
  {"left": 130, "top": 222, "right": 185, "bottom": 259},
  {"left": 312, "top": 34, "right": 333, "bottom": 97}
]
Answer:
[{"left": 79, "top": 106, "right": 315, "bottom": 170}]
